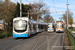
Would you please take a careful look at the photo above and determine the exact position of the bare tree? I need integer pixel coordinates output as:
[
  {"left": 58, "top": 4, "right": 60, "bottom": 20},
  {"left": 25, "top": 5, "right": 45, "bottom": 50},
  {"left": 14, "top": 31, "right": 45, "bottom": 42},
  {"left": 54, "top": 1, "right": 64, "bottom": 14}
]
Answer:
[
  {"left": 29, "top": 1, "right": 50, "bottom": 21},
  {"left": 0, "top": 0, "right": 16, "bottom": 28},
  {"left": 43, "top": 15, "right": 54, "bottom": 23},
  {"left": 62, "top": 10, "right": 73, "bottom": 26}
]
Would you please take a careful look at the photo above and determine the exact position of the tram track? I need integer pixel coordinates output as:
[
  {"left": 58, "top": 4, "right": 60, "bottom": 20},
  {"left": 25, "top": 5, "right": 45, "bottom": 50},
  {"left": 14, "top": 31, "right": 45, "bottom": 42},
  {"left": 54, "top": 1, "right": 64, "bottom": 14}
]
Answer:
[
  {"left": 0, "top": 37, "right": 14, "bottom": 45},
  {"left": 32, "top": 37, "right": 41, "bottom": 50},
  {"left": 0, "top": 32, "right": 46, "bottom": 47},
  {"left": 11, "top": 35, "right": 45, "bottom": 50},
  {"left": 50, "top": 34, "right": 62, "bottom": 50},
  {"left": 0, "top": 32, "right": 64, "bottom": 50},
  {"left": 1, "top": 32, "right": 47, "bottom": 50},
  {"left": 0, "top": 39, "right": 24, "bottom": 50},
  {"left": 34, "top": 33, "right": 62, "bottom": 50},
  {"left": 51, "top": 33, "right": 64, "bottom": 50},
  {"left": 11, "top": 32, "right": 55, "bottom": 50},
  {"left": 35, "top": 34, "right": 57, "bottom": 50}
]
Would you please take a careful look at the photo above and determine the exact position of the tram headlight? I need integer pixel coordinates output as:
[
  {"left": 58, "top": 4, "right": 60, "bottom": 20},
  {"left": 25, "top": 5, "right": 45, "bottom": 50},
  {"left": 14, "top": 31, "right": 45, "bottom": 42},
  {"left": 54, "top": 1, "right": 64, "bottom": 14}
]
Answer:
[
  {"left": 56, "top": 29, "right": 58, "bottom": 31},
  {"left": 13, "top": 31, "right": 15, "bottom": 34},
  {"left": 61, "top": 29, "right": 63, "bottom": 31}
]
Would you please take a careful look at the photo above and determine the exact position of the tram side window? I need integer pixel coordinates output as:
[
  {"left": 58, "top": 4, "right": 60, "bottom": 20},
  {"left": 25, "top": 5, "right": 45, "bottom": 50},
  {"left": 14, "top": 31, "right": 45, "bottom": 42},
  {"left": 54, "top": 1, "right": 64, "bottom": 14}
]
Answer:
[
  {"left": 29, "top": 22, "right": 31, "bottom": 30},
  {"left": 40, "top": 25, "right": 41, "bottom": 29},
  {"left": 38, "top": 24, "right": 40, "bottom": 29},
  {"left": 40, "top": 24, "right": 41, "bottom": 29},
  {"left": 43, "top": 25, "right": 45, "bottom": 29},
  {"left": 34, "top": 24, "right": 36, "bottom": 30},
  {"left": 44, "top": 25, "right": 45, "bottom": 29},
  {"left": 40, "top": 25, "right": 42, "bottom": 29},
  {"left": 52, "top": 25, "right": 54, "bottom": 28},
  {"left": 33, "top": 24, "right": 36, "bottom": 30},
  {"left": 56, "top": 24, "right": 57, "bottom": 28},
  {"left": 45, "top": 25, "right": 46, "bottom": 29},
  {"left": 46, "top": 25, "right": 48, "bottom": 29},
  {"left": 48, "top": 24, "right": 49, "bottom": 28},
  {"left": 45, "top": 25, "right": 47, "bottom": 30},
  {"left": 46, "top": 25, "right": 47, "bottom": 29},
  {"left": 42, "top": 25, "right": 44, "bottom": 29},
  {"left": 62, "top": 24, "right": 64, "bottom": 28},
  {"left": 41, "top": 25, "right": 43, "bottom": 29}
]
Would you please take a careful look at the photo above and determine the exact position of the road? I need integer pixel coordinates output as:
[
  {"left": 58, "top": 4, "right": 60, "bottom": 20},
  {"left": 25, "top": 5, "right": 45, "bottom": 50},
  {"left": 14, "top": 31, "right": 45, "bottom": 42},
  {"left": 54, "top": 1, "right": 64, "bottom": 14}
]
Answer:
[{"left": 0, "top": 32, "right": 64, "bottom": 50}]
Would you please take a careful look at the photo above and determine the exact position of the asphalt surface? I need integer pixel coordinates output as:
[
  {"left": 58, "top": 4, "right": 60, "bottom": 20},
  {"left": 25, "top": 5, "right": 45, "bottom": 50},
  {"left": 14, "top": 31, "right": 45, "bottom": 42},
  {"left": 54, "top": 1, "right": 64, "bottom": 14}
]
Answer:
[{"left": 0, "top": 31, "right": 64, "bottom": 50}]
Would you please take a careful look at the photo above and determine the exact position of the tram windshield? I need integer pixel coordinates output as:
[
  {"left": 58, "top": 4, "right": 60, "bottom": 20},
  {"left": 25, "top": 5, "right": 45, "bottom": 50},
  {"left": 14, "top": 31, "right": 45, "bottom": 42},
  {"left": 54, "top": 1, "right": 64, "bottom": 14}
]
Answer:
[
  {"left": 14, "top": 20, "right": 27, "bottom": 32},
  {"left": 48, "top": 23, "right": 52, "bottom": 28},
  {"left": 57, "top": 23, "right": 62, "bottom": 28}
]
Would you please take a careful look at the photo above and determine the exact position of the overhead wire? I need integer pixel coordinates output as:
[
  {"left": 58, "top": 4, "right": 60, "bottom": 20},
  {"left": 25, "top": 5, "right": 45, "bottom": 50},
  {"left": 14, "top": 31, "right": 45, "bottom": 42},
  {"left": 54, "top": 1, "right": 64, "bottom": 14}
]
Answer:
[
  {"left": 52, "top": 0, "right": 57, "bottom": 13},
  {"left": 16, "top": 0, "right": 18, "bottom": 3}
]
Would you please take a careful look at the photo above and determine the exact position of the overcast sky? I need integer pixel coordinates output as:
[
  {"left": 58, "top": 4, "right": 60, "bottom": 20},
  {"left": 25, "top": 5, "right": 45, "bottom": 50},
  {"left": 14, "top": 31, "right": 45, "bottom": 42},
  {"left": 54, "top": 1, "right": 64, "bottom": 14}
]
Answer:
[{"left": 10, "top": 0, "right": 75, "bottom": 22}]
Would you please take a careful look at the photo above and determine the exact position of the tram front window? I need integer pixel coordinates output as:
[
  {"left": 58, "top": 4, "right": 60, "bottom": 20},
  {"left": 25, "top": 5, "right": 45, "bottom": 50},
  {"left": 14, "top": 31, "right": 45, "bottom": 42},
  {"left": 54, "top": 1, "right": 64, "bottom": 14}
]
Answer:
[
  {"left": 57, "top": 23, "right": 62, "bottom": 28},
  {"left": 48, "top": 23, "right": 52, "bottom": 28},
  {"left": 14, "top": 20, "right": 27, "bottom": 32}
]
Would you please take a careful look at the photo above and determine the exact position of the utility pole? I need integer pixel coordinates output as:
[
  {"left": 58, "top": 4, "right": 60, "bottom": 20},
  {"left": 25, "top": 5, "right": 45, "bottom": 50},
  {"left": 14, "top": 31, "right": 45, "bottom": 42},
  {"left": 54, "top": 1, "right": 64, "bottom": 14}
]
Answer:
[
  {"left": 37, "top": 13, "right": 39, "bottom": 32},
  {"left": 67, "top": 0, "right": 69, "bottom": 29},
  {"left": 28, "top": 10, "right": 29, "bottom": 19},
  {"left": 37, "top": 13, "right": 39, "bottom": 22},
  {"left": 20, "top": 0, "right": 22, "bottom": 17}
]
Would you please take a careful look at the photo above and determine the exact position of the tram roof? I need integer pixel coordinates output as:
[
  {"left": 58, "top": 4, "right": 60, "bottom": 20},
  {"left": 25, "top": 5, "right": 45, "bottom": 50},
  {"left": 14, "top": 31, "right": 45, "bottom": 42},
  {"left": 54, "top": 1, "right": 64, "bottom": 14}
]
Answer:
[
  {"left": 30, "top": 20, "right": 48, "bottom": 25},
  {"left": 13, "top": 17, "right": 28, "bottom": 19},
  {"left": 13, "top": 17, "right": 48, "bottom": 25},
  {"left": 48, "top": 22, "right": 55, "bottom": 25}
]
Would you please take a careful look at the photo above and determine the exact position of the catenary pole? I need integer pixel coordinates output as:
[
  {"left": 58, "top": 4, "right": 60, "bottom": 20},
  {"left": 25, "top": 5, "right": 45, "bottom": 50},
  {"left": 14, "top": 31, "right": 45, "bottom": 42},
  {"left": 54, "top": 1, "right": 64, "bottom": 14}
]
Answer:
[
  {"left": 67, "top": 0, "right": 69, "bottom": 29},
  {"left": 20, "top": 0, "right": 22, "bottom": 17}
]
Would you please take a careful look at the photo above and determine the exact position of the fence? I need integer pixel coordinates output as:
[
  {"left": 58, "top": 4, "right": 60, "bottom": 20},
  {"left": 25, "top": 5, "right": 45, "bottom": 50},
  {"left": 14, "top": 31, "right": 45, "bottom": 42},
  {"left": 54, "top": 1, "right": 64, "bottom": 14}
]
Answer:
[{"left": 66, "top": 29, "right": 75, "bottom": 50}]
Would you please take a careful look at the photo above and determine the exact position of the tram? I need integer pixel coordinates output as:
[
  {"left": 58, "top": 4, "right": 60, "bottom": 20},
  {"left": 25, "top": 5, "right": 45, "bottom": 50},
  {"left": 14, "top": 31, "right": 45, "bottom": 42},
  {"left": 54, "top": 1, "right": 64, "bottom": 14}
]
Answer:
[
  {"left": 13, "top": 17, "right": 48, "bottom": 38},
  {"left": 56, "top": 21, "right": 64, "bottom": 32},
  {"left": 48, "top": 23, "right": 55, "bottom": 32}
]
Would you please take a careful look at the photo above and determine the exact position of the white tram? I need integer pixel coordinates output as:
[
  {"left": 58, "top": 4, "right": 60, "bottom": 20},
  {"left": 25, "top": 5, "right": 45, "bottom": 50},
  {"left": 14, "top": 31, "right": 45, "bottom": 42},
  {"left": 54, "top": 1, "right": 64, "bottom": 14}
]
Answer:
[
  {"left": 48, "top": 23, "right": 55, "bottom": 32},
  {"left": 13, "top": 17, "right": 48, "bottom": 38}
]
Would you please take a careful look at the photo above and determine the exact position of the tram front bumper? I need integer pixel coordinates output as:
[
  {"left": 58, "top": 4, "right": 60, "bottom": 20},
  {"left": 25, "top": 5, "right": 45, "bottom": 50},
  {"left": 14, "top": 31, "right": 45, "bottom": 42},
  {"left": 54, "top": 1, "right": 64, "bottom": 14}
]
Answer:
[
  {"left": 48, "top": 30, "right": 54, "bottom": 32},
  {"left": 13, "top": 33, "right": 28, "bottom": 38}
]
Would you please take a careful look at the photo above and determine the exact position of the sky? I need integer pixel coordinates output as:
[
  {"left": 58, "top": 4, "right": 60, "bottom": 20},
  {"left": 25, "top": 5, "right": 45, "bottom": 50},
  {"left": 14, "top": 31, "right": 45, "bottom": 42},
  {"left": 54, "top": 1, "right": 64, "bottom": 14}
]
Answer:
[{"left": 10, "top": 0, "right": 75, "bottom": 22}]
